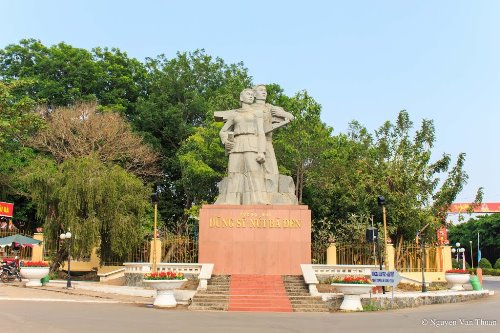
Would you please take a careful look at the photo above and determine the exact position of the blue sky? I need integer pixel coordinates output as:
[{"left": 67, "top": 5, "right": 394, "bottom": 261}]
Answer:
[{"left": 2, "top": 0, "right": 499, "bottom": 204}]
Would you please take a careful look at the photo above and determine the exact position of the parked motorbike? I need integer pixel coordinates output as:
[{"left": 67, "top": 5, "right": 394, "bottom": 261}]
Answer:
[{"left": 1, "top": 260, "right": 22, "bottom": 283}]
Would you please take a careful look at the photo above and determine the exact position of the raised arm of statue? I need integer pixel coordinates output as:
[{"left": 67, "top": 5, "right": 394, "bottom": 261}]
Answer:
[{"left": 270, "top": 105, "right": 294, "bottom": 121}]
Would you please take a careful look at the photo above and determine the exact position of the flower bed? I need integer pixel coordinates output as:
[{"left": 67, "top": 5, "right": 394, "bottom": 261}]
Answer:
[
  {"left": 21, "top": 261, "right": 49, "bottom": 267},
  {"left": 329, "top": 275, "right": 371, "bottom": 284},
  {"left": 144, "top": 271, "right": 185, "bottom": 280},
  {"left": 445, "top": 269, "right": 468, "bottom": 274}
]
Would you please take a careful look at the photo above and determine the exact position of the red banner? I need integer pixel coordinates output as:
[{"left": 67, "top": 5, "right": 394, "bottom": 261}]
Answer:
[
  {"left": 0, "top": 202, "right": 14, "bottom": 217},
  {"left": 448, "top": 203, "right": 500, "bottom": 213}
]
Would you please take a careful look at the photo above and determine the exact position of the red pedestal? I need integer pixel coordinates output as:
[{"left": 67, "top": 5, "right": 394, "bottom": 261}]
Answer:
[{"left": 198, "top": 204, "right": 311, "bottom": 275}]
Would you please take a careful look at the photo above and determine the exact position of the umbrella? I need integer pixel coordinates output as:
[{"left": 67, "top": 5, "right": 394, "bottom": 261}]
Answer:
[{"left": 0, "top": 234, "right": 41, "bottom": 248}]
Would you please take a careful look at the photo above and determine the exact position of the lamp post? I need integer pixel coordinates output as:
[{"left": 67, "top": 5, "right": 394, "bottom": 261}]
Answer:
[
  {"left": 469, "top": 240, "right": 474, "bottom": 270},
  {"left": 451, "top": 242, "right": 465, "bottom": 270},
  {"left": 418, "top": 223, "right": 430, "bottom": 293},
  {"left": 59, "top": 230, "right": 72, "bottom": 288},
  {"left": 377, "top": 196, "right": 388, "bottom": 270},
  {"left": 151, "top": 192, "right": 159, "bottom": 273}
]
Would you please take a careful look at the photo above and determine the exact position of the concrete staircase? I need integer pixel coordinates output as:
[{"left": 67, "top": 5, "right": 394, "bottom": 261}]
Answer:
[
  {"left": 228, "top": 275, "right": 293, "bottom": 312},
  {"left": 188, "top": 275, "right": 231, "bottom": 311},
  {"left": 283, "top": 275, "right": 329, "bottom": 312}
]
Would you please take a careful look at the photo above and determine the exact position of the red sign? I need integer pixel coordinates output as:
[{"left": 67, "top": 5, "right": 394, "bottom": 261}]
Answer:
[
  {"left": 448, "top": 203, "right": 500, "bottom": 213},
  {"left": 0, "top": 202, "right": 14, "bottom": 218},
  {"left": 437, "top": 226, "right": 449, "bottom": 245}
]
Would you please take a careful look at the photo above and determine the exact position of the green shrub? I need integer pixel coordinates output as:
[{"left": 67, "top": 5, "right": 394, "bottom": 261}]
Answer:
[
  {"left": 481, "top": 268, "right": 500, "bottom": 276},
  {"left": 478, "top": 258, "right": 492, "bottom": 269},
  {"left": 452, "top": 258, "right": 470, "bottom": 269},
  {"left": 494, "top": 258, "right": 500, "bottom": 269}
]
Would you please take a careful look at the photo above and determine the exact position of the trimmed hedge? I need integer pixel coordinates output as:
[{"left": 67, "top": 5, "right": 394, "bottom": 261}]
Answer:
[
  {"left": 495, "top": 258, "right": 500, "bottom": 270},
  {"left": 479, "top": 258, "right": 493, "bottom": 269},
  {"left": 468, "top": 267, "right": 500, "bottom": 276}
]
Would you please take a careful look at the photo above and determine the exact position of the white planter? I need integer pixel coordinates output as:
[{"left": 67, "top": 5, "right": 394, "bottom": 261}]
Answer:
[
  {"left": 445, "top": 273, "right": 470, "bottom": 291},
  {"left": 174, "top": 289, "right": 197, "bottom": 305},
  {"left": 21, "top": 267, "right": 50, "bottom": 287},
  {"left": 331, "top": 283, "right": 373, "bottom": 311},
  {"left": 143, "top": 279, "right": 186, "bottom": 308}
]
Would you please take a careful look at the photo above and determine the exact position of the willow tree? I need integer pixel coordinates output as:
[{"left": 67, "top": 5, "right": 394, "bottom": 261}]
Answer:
[{"left": 22, "top": 155, "right": 151, "bottom": 272}]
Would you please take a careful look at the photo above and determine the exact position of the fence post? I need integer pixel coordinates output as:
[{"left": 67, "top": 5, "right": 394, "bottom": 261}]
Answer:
[
  {"left": 386, "top": 243, "right": 395, "bottom": 270},
  {"left": 31, "top": 232, "right": 44, "bottom": 262},
  {"left": 326, "top": 243, "right": 337, "bottom": 265},
  {"left": 442, "top": 245, "right": 452, "bottom": 272},
  {"left": 149, "top": 238, "right": 162, "bottom": 269}
]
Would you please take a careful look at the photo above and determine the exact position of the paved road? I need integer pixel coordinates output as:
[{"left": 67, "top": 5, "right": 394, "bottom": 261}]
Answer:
[
  {"left": 0, "top": 288, "right": 498, "bottom": 333},
  {"left": 482, "top": 277, "right": 500, "bottom": 291}
]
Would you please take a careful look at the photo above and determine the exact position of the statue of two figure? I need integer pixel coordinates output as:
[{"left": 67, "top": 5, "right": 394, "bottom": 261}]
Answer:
[{"left": 214, "top": 85, "right": 298, "bottom": 205}]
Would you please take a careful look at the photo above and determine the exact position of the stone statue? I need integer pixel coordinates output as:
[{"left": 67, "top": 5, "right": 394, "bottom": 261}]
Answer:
[{"left": 214, "top": 85, "right": 298, "bottom": 205}]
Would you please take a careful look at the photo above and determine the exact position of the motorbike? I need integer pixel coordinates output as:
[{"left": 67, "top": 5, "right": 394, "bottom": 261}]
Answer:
[{"left": 1, "top": 260, "right": 22, "bottom": 283}]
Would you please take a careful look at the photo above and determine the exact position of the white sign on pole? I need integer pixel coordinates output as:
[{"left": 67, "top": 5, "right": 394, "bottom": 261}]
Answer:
[{"left": 371, "top": 270, "right": 402, "bottom": 287}]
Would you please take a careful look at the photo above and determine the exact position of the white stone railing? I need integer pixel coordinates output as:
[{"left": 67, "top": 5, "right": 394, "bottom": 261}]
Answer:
[
  {"left": 123, "top": 263, "right": 214, "bottom": 290},
  {"left": 301, "top": 264, "right": 378, "bottom": 296},
  {"left": 312, "top": 264, "right": 377, "bottom": 277}
]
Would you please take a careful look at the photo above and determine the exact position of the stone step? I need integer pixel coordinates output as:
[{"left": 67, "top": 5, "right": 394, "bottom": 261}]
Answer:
[
  {"left": 285, "top": 290, "right": 309, "bottom": 295},
  {"left": 293, "top": 308, "right": 330, "bottom": 312},
  {"left": 291, "top": 300, "right": 328, "bottom": 305},
  {"left": 192, "top": 296, "right": 229, "bottom": 301},
  {"left": 188, "top": 305, "right": 228, "bottom": 311},
  {"left": 191, "top": 302, "right": 229, "bottom": 307},
  {"left": 228, "top": 274, "right": 293, "bottom": 313},
  {"left": 206, "top": 287, "right": 230, "bottom": 290}
]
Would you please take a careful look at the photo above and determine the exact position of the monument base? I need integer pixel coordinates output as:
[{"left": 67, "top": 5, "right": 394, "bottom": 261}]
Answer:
[{"left": 199, "top": 204, "right": 311, "bottom": 275}]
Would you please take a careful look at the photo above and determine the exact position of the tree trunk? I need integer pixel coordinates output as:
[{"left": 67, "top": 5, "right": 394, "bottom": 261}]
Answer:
[{"left": 49, "top": 247, "right": 68, "bottom": 274}]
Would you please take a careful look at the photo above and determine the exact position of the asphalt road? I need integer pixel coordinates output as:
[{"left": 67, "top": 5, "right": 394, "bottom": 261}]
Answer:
[{"left": 0, "top": 291, "right": 498, "bottom": 333}]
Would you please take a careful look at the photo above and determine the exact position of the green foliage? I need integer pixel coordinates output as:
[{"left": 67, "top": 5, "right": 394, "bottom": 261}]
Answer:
[
  {"left": 272, "top": 90, "right": 333, "bottom": 203},
  {"left": 452, "top": 258, "right": 470, "bottom": 269},
  {"left": 132, "top": 50, "right": 251, "bottom": 233},
  {"left": 0, "top": 80, "right": 43, "bottom": 223},
  {"left": 304, "top": 110, "right": 469, "bottom": 247},
  {"left": 478, "top": 258, "right": 492, "bottom": 269},
  {"left": 495, "top": 258, "right": 500, "bottom": 270},
  {"left": 0, "top": 39, "right": 147, "bottom": 113},
  {"left": 448, "top": 214, "right": 500, "bottom": 264},
  {"left": 481, "top": 268, "right": 500, "bottom": 276},
  {"left": 21, "top": 155, "right": 151, "bottom": 263}
]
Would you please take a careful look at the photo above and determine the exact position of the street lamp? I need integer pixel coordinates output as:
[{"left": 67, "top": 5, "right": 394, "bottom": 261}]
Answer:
[
  {"left": 59, "top": 230, "right": 72, "bottom": 288},
  {"left": 151, "top": 192, "right": 159, "bottom": 273},
  {"left": 451, "top": 242, "right": 465, "bottom": 270},
  {"left": 469, "top": 240, "right": 474, "bottom": 269}
]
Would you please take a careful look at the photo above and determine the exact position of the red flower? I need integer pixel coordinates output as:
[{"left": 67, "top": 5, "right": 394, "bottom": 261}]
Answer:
[
  {"left": 21, "top": 261, "right": 49, "bottom": 267},
  {"left": 331, "top": 275, "right": 371, "bottom": 284},
  {"left": 144, "top": 271, "right": 185, "bottom": 280},
  {"left": 445, "top": 269, "right": 469, "bottom": 274}
]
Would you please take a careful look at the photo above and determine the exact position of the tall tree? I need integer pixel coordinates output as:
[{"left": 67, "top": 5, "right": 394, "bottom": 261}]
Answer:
[
  {"left": 21, "top": 155, "right": 152, "bottom": 271},
  {"left": 448, "top": 214, "right": 500, "bottom": 264},
  {"left": 0, "top": 80, "right": 42, "bottom": 227},
  {"left": 305, "top": 111, "right": 473, "bottom": 249},
  {"left": 28, "top": 102, "right": 160, "bottom": 180},
  {"left": 270, "top": 88, "right": 333, "bottom": 203},
  {"left": 0, "top": 39, "right": 148, "bottom": 113},
  {"left": 133, "top": 50, "right": 251, "bottom": 233}
]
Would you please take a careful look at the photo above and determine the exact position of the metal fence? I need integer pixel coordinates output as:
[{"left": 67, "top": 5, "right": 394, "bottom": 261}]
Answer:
[
  {"left": 395, "top": 242, "right": 438, "bottom": 272},
  {"left": 336, "top": 242, "right": 382, "bottom": 266},
  {"left": 102, "top": 241, "right": 151, "bottom": 266},
  {"left": 160, "top": 234, "right": 198, "bottom": 263},
  {"left": 311, "top": 242, "right": 327, "bottom": 264},
  {"left": 0, "top": 230, "right": 34, "bottom": 260}
]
